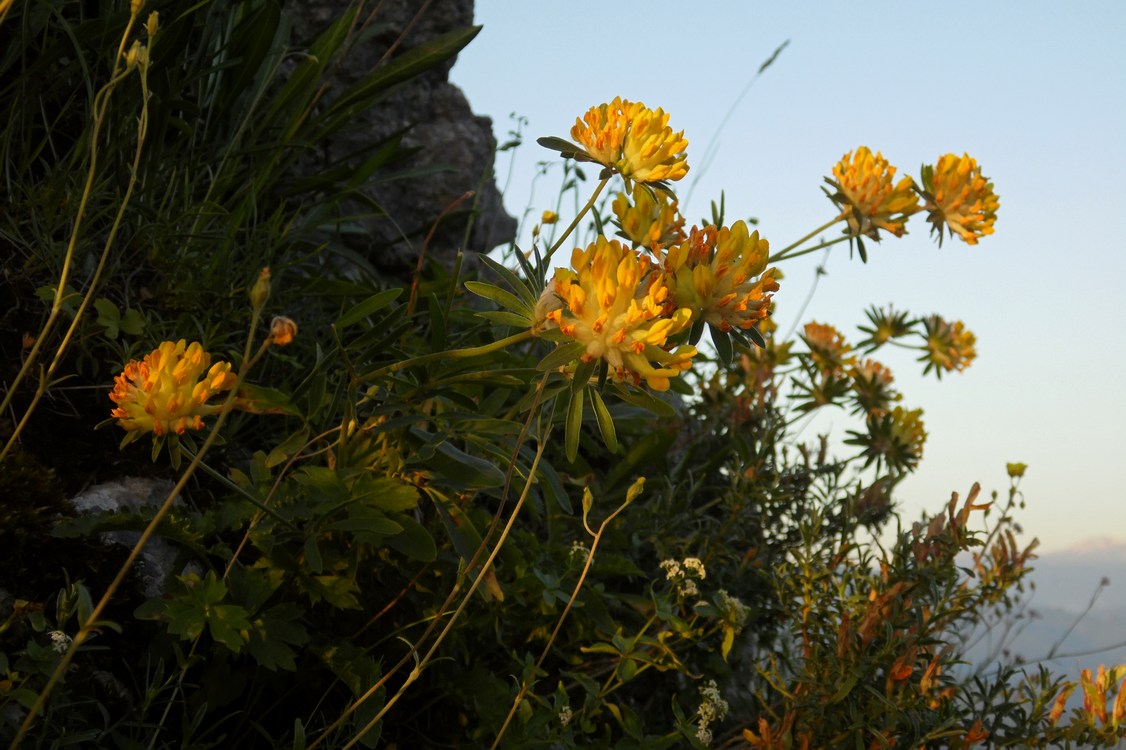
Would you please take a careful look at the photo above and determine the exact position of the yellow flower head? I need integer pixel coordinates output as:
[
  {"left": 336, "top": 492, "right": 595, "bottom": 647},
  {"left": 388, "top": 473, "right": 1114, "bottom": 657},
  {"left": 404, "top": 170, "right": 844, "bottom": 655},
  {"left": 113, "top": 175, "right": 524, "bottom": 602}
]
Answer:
[
  {"left": 663, "top": 222, "right": 779, "bottom": 333},
  {"left": 1006, "top": 462, "right": 1027, "bottom": 478},
  {"left": 920, "top": 153, "right": 999, "bottom": 245},
  {"left": 110, "top": 340, "right": 237, "bottom": 441},
  {"left": 920, "top": 315, "right": 976, "bottom": 376},
  {"left": 802, "top": 321, "right": 854, "bottom": 374},
  {"left": 544, "top": 237, "right": 696, "bottom": 391},
  {"left": 570, "top": 98, "right": 689, "bottom": 184},
  {"left": 612, "top": 184, "right": 686, "bottom": 249},
  {"left": 827, "top": 147, "right": 920, "bottom": 239}
]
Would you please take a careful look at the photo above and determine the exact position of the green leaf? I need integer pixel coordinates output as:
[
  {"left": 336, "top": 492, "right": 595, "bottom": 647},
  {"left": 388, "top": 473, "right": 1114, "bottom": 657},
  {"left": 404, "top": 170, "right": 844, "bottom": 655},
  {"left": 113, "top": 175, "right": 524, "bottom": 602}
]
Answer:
[
  {"left": 384, "top": 514, "right": 437, "bottom": 562},
  {"left": 565, "top": 387, "right": 584, "bottom": 463},
  {"left": 408, "top": 429, "right": 505, "bottom": 489},
  {"left": 537, "top": 342, "right": 584, "bottom": 372},
  {"left": 610, "top": 384, "right": 676, "bottom": 417},
  {"left": 94, "top": 298, "right": 120, "bottom": 338},
  {"left": 235, "top": 383, "right": 301, "bottom": 416},
  {"left": 537, "top": 136, "right": 595, "bottom": 162},
  {"left": 478, "top": 253, "right": 537, "bottom": 307},
  {"left": 710, "top": 324, "right": 733, "bottom": 366},
  {"left": 570, "top": 358, "right": 597, "bottom": 395},
  {"left": 315, "top": 26, "right": 482, "bottom": 139},
  {"left": 588, "top": 387, "right": 618, "bottom": 453},
  {"left": 464, "top": 281, "right": 531, "bottom": 316},
  {"left": 477, "top": 308, "right": 533, "bottom": 326},
  {"left": 335, "top": 289, "right": 403, "bottom": 328},
  {"left": 303, "top": 536, "right": 323, "bottom": 574}
]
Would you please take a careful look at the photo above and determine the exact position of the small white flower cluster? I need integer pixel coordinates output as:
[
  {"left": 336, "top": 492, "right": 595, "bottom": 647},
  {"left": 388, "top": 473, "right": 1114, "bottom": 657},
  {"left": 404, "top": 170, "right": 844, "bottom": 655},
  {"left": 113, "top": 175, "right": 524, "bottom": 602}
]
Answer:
[
  {"left": 558, "top": 704, "right": 573, "bottom": 728},
  {"left": 716, "top": 589, "right": 749, "bottom": 630},
  {"left": 48, "top": 630, "right": 72, "bottom": 654},
  {"left": 660, "top": 556, "right": 706, "bottom": 598},
  {"left": 569, "top": 540, "right": 590, "bottom": 565},
  {"left": 694, "top": 679, "right": 729, "bottom": 746}
]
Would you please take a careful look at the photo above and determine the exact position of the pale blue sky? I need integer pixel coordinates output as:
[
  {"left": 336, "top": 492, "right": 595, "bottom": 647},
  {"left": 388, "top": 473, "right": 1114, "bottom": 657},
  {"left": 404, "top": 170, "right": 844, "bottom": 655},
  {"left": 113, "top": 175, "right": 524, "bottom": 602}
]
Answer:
[{"left": 450, "top": 1, "right": 1126, "bottom": 553}]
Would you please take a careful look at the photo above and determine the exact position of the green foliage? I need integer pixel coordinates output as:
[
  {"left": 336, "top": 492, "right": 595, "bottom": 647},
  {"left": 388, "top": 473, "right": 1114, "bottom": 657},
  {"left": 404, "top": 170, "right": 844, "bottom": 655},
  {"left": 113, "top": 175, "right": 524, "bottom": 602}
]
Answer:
[{"left": 1, "top": 2, "right": 1122, "bottom": 750}]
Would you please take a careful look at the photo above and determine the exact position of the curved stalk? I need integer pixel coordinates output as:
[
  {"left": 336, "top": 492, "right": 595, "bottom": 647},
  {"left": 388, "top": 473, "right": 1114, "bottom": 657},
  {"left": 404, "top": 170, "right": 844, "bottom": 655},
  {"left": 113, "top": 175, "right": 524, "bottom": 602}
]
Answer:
[{"left": 542, "top": 175, "right": 611, "bottom": 265}]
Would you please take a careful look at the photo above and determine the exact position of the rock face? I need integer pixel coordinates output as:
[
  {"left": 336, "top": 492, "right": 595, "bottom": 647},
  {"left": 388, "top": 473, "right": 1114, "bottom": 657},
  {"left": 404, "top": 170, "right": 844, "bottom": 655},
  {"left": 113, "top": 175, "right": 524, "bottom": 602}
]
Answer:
[{"left": 293, "top": 0, "right": 515, "bottom": 274}]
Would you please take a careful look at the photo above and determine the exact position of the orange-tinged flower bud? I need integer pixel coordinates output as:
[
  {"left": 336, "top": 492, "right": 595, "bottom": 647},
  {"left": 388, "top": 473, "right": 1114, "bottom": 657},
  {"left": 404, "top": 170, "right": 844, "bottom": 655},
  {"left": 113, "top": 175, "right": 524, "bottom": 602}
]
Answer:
[{"left": 269, "top": 316, "right": 298, "bottom": 346}]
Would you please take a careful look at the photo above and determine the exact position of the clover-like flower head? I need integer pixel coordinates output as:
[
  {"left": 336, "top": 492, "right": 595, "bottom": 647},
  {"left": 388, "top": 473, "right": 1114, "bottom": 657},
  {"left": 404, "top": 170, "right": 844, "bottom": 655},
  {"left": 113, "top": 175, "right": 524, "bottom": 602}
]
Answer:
[
  {"left": 570, "top": 98, "right": 688, "bottom": 185},
  {"left": 110, "top": 339, "right": 236, "bottom": 442},
  {"left": 827, "top": 147, "right": 920, "bottom": 239},
  {"left": 544, "top": 237, "right": 696, "bottom": 391},
  {"left": 612, "top": 184, "right": 686, "bottom": 250},
  {"left": 920, "top": 153, "right": 999, "bottom": 245},
  {"left": 664, "top": 221, "right": 779, "bottom": 333},
  {"left": 802, "top": 321, "right": 855, "bottom": 374},
  {"left": 920, "top": 315, "right": 976, "bottom": 377}
]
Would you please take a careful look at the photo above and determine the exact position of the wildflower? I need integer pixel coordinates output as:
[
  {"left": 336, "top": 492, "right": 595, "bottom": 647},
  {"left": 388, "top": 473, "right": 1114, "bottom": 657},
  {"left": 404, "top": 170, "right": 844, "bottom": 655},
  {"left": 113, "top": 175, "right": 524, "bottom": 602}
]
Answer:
[
  {"left": 716, "top": 589, "right": 749, "bottom": 630},
  {"left": 661, "top": 557, "right": 706, "bottom": 598},
  {"left": 826, "top": 147, "right": 919, "bottom": 239},
  {"left": 682, "top": 557, "right": 706, "bottom": 580},
  {"left": 558, "top": 704, "right": 573, "bottom": 727},
  {"left": 612, "top": 184, "right": 686, "bottom": 249},
  {"left": 802, "top": 321, "right": 854, "bottom": 374},
  {"left": 570, "top": 98, "right": 688, "bottom": 184},
  {"left": 847, "top": 406, "right": 927, "bottom": 473},
  {"left": 145, "top": 11, "right": 159, "bottom": 39},
  {"left": 663, "top": 222, "right": 779, "bottom": 333},
  {"left": 920, "top": 315, "right": 975, "bottom": 377},
  {"left": 110, "top": 340, "right": 237, "bottom": 442},
  {"left": 919, "top": 153, "right": 999, "bottom": 245},
  {"left": 1006, "top": 462, "right": 1027, "bottom": 478},
  {"left": 849, "top": 358, "right": 899, "bottom": 416},
  {"left": 568, "top": 540, "right": 590, "bottom": 565},
  {"left": 48, "top": 630, "right": 72, "bottom": 654},
  {"left": 269, "top": 316, "right": 298, "bottom": 346},
  {"left": 695, "top": 679, "right": 729, "bottom": 747},
  {"left": 544, "top": 237, "right": 696, "bottom": 391},
  {"left": 541, "top": 210, "right": 558, "bottom": 225},
  {"left": 857, "top": 304, "right": 913, "bottom": 349},
  {"left": 659, "top": 558, "right": 683, "bottom": 581}
]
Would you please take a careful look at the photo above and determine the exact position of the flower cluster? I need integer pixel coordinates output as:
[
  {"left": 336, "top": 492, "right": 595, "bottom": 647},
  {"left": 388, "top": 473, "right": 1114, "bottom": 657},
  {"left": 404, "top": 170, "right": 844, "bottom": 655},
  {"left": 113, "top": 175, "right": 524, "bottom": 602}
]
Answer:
[
  {"left": 660, "top": 556, "right": 706, "bottom": 598},
  {"left": 543, "top": 237, "right": 697, "bottom": 391},
  {"left": 694, "top": 679, "right": 729, "bottom": 746},
  {"left": 826, "top": 146, "right": 920, "bottom": 239},
  {"left": 110, "top": 339, "right": 237, "bottom": 442},
  {"left": 612, "top": 184, "right": 686, "bottom": 250},
  {"left": 920, "top": 315, "right": 976, "bottom": 376},
  {"left": 570, "top": 97, "right": 689, "bottom": 184},
  {"left": 664, "top": 222, "right": 779, "bottom": 334},
  {"left": 822, "top": 147, "right": 998, "bottom": 250},
  {"left": 920, "top": 153, "right": 999, "bottom": 245},
  {"left": 540, "top": 228, "right": 779, "bottom": 390}
]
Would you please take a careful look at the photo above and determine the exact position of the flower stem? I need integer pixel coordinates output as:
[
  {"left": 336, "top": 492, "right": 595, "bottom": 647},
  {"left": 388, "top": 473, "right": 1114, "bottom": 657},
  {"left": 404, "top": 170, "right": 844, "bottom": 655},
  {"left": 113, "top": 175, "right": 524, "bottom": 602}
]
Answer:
[
  {"left": 768, "top": 216, "right": 844, "bottom": 263},
  {"left": 542, "top": 175, "right": 611, "bottom": 265},
  {"left": 358, "top": 328, "right": 536, "bottom": 382},
  {"left": 769, "top": 233, "right": 851, "bottom": 264}
]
